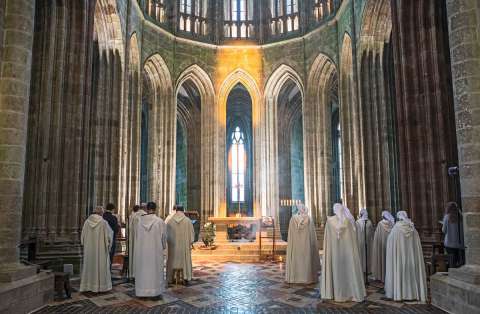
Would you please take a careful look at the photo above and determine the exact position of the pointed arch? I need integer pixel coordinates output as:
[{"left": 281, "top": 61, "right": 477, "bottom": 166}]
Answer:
[
  {"left": 339, "top": 32, "right": 364, "bottom": 216},
  {"left": 305, "top": 53, "right": 338, "bottom": 226},
  {"left": 262, "top": 64, "right": 305, "bottom": 222},
  {"left": 216, "top": 69, "right": 262, "bottom": 217},
  {"left": 142, "top": 53, "right": 174, "bottom": 217},
  {"left": 174, "top": 64, "right": 216, "bottom": 224}
]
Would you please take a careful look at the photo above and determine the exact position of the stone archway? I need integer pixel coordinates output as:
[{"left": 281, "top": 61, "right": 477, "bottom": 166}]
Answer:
[
  {"left": 175, "top": 65, "right": 216, "bottom": 225},
  {"left": 305, "top": 53, "right": 338, "bottom": 226},
  {"left": 216, "top": 69, "right": 262, "bottom": 217},
  {"left": 142, "top": 54, "right": 174, "bottom": 217}
]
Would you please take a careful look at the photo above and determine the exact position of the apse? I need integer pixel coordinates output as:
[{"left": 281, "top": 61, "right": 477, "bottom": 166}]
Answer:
[
  {"left": 226, "top": 83, "right": 253, "bottom": 217},
  {"left": 175, "top": 80, "right": 202, "bottom": 211}
]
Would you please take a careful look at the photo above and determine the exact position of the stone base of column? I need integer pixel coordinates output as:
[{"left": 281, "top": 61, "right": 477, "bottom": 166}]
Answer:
[
  {"left": 431, "top": 265, "right": 480, "bottom": 313},
  {"left": 33, "top": 239, "right": 83, "bottom": 274},
  {"left": 0, "top": 264, "right": 54, "bottom": 314}
]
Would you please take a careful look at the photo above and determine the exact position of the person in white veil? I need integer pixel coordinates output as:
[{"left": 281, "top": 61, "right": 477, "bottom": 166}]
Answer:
[
  {"left": 285, "top": 203, "right": 320, "bottom": 284},
  {"left": 356, "top": 208, "right": 374, "bottom": 276},
  {"left": 385, "top": 211, "right": 427, "bottom": 302},
  {"left": 371, "top": 210, "right": 395, "bottom": 282},
  {"left": 321, "top": 203, "right": 366, "bottom": 302}
]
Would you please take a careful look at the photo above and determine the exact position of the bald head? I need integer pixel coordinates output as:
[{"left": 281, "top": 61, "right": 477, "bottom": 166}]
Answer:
[{"left": 94, "top": 206, "right": 104, "bottom": 215}]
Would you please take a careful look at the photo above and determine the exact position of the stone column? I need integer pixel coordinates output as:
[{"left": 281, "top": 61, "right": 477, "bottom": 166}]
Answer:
[
  {"left": 0, "top": 0, "right": 35, "bottom": 271},
  {"left": 390, "top": 0, "right": 458, "bottom": 240},
  {"left": 0, "top": 0, "right": 54, "bottom": 312},
  {"left": 431, "top": 0, "right": 480, "bottom": 312}
]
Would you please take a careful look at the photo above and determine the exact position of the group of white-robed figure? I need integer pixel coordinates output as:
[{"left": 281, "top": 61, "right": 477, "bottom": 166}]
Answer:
[
  {"left": 79, "top": 202, "right": 194, "bottom": 297},
  {"left": 285, "top": 203, "right": 427, "bottom": 303}
]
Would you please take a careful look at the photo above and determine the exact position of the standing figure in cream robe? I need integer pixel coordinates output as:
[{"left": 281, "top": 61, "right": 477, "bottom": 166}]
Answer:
[
  {"left": 321, "top": 204, "right": 366, "bottom": 302},
  {"left": 385, "top": 211, "right": 427, "bottom": 302},
  {"left": 356, "top": 208, "right": 374, "bottom": 275},
  {"left": 371, "top": 210, "right": 394, "bottom": 282},
  {"left": 166, "top": 205, "right": 195, "bottom": 283},
  {"left": 80, "top": 206, "right": 113, "bottom": 293},
  {"left": 285, "top": 204, "right": 320, "bottom": 284},
  {"left": 134, "top": 202, "right": 167, "bottom": 297},
  {"left": 128, "top": 204, "right": 147, "bottom": 278}
]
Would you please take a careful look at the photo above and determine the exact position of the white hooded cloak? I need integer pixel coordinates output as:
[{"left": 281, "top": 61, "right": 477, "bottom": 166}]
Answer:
[
  {"left": 356, "top": 208, "right": 374, "bottom": 274},
  {"left": 285, "top": 205, "right": 320, "bottom": 284},
  {"left": 321, "top": 204, "right": 366, "bottom": 302},
  {"left": 371, "top": 211, "right": 394, "bottom": 282},
  {"left": 134, "top": 213, "right": 167, "bottom": 297},
  {"left": 166, "top": 211, "right": 195, "bottom": 282},
  {"left": 385, "top": 211, "right": 427, "bottom": 302},
  {"left": 80, "top": 214, "right": 113, "bottom": 292},
  {"left": 128, "top": 209, "right": 146, "bottom": 278}
]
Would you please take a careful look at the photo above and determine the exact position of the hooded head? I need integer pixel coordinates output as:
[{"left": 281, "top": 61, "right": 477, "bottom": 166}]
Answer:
[
  {"left": 358, "top": 208, "right": 368, "bottom": 221},
  {"left": 382, "top": 210, "right": 395, "bottom": 225},
  {"left": 293, "top": 204, "right": 309, "bottom": 229},
  {"left": 87, "top": 210, "right": 105, "bottom": 229},
  {"left": 333, "top": 203, "right": 355, "bottom": 238},
  {"left": 297, "top": 203, "right": 308, "bottom": 216},
  {"left": 396, "top": 210, "right": 415, "bottom": 236}
]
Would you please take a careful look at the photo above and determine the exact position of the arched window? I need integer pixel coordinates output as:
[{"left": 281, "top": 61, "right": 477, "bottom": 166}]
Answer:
[
  {"left": 146, "top": 0, "right": 166, "bottom": 24},
  {"left": 179, "top": 0, "right": 209, "bottom": 36},
  {"left": 270, "top": 0, "right": 299, "bottom": 36},
  {"left": 224, "top": 0, "right": 254, "bottom": 39},
  {"left": 230, "top": 127, "right": 246, "bottom": 203},
  {"left": 332, "top": 108, "right": 343, "bottom": 203},
  {"left": 313, "top": 0, "right": 335, "bottom": 23}
]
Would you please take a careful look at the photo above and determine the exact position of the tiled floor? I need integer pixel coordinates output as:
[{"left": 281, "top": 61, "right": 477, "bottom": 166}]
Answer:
[{"left": 34, "top": 261, "right": 445, "bottom": 313}]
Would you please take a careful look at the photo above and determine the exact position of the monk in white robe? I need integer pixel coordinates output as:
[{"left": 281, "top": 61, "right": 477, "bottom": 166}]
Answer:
[
  {"left": 80, "top": 206, "right": 113, "bottom": 293},
  {"left": 321, "top": 204, "right": 366, "bottom": 302},
  {"left": 166, "top": 205, "right": 195, "bottom": 283},
  {"left": 356, "top": 208, "right": 374, "bottom": 275},
  {"left": 285, "top": 204, "right": 320, "bottom": 284},
  {"left": 134, "top": 202, "right": 167, "bottom": 297},
  {"left": 128, "top": 205, "right": 147, "bottom": 278},
  {"left": 371, "top": 210, "right": 394, "bottom": 282},
  {"left": 385, "top": 211, "right": 427, "bottom": 302}
]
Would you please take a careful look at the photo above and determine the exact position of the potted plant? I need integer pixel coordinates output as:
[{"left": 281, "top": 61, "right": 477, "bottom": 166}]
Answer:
[{"left": 201, "top": 222, "right": 216, "bottom": 249}]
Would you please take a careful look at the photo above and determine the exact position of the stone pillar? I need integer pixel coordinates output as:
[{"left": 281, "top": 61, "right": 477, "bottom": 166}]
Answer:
[
  {"left": 431, "top": 0, "right": 480, "bottom": 312},
  {"left": 390, "top": 0, "right": 458, "bottom": 240},
  {"left": 0, "top": 0, "right": 54, "bottom": 312}
]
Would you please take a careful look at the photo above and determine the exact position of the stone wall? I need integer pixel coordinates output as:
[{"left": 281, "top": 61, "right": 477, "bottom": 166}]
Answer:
[{"left": 431, "top": 0, "right": 480, "bottom": 312}]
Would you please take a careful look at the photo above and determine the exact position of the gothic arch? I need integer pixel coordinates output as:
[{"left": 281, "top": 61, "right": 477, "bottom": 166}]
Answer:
[
  {"left": 174, "top": 65, "right": 216, "bottom": 224},
  {"left": 216, "top": 69, "right": 262, "bottom": 217},
  {"left": 339, "top": 32, "right": 364, "bottom": 216},
  {"left": 262, "top": 64, "right": 305, "bottom": 221},
  {"left": 305, "top": 53, "right": 338, "bottom": 226},
  {"left": 143, "top": 53, "right": 174, "bottom": 217},
  {"left": 119, "top": 33, "right": 142, "bottom": 214}
]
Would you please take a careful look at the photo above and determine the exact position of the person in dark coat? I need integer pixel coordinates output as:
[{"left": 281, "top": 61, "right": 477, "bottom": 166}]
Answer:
[{"left": 103, "top": 203, "right": 120, "bottom": 269}]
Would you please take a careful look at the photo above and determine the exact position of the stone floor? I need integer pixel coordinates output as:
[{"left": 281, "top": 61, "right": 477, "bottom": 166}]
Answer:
[{"left": 33, "top": 261, "right": 445, "bottom": 313}]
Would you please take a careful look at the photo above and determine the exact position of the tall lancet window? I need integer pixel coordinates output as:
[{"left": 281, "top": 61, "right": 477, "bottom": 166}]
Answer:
[
  {"left": 179, "top": 0, "right": 209, "bottom": 36},
  {"left": 332, "top": 108, "right": 343, "bottom": 204},
  {"left": 270, "top": 0, "right": 299, "bottom": 36},
  {"left": 224, "top": 0, "right": 254, "bottom": 39},
  {"left": 230, "top": 127, "right": 246, "bottom": 203}
]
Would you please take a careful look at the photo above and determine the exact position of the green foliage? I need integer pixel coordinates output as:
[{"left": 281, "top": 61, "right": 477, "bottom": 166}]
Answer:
[{"left": 202, "top": 222, "right": 216, "bottom": 247}]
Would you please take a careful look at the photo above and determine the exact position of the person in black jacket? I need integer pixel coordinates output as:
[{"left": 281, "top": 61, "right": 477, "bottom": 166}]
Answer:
[{"left": 103, "top": 203, "right": 119, "bottom": 269}]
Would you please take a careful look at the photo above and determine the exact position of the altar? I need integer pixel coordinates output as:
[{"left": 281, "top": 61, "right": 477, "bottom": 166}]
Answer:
[
  {"left": 192, "top": 216, "right": 286, "bottom": 262},
  {"left": 208, "top": 216, "right": 261, "bottom": 243}
]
